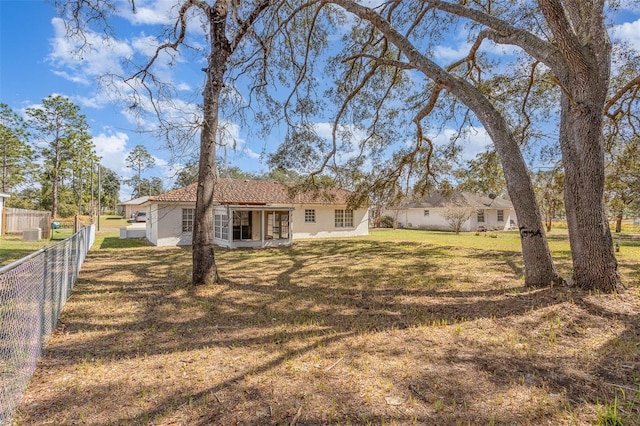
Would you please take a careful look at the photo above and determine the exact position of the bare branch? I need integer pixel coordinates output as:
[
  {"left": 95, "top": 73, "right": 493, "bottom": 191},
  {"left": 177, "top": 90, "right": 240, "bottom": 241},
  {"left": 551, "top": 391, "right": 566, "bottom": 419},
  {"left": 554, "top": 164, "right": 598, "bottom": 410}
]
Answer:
[{"left": 605, "top": 74, "right": 640, "bottom": 117}]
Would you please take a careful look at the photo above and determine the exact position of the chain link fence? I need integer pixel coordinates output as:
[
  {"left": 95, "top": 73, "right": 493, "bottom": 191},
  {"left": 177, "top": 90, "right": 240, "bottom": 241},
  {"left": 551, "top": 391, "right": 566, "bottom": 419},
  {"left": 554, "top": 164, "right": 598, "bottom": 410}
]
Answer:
[{"left": 0, "top": 224, "right": 95, "bottom": 425}]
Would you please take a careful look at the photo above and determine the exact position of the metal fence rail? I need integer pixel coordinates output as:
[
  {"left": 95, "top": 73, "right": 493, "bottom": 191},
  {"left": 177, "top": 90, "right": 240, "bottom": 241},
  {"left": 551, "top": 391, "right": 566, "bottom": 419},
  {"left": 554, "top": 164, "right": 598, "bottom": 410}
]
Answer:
[{"left": 0, "top": 224, "right": 95, "bottom": 425}]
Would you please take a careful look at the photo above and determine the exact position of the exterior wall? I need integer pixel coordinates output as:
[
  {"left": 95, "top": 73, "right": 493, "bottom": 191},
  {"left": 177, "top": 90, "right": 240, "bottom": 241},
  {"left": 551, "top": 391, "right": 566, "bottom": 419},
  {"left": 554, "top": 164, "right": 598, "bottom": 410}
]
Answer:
[
  {"left": 149, "top": 203, "right": 193, "bottom": 246},
  {"left": 290, "top": 204, "right": 369, "bottom": 239},
  {"left": 393, "top": 208, "right": 454, "bottom": 231},
  {"left": 476, "top": 209, "right": 518, "bottom": 230},
  {"left": 390, "top": 207, "right": 518, "bottom": 232},
  {"left": 147, "top": 202, "right": 369, "bottom": 247}
]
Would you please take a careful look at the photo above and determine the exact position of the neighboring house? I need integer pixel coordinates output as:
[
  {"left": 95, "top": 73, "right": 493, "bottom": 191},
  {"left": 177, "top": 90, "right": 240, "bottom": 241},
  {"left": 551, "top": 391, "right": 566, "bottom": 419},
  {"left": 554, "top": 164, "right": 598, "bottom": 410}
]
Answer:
[
  {"left": 119, "top": 196, "right": 150, "bottom": 219},
  {"left": 0, "top": 193, "right": 9, "bottom": 235},
  {"left": 384, "top": 191, "right": 518, "bottom": 232},
  {"left": 143, "top": 178, "right": 369, "bottom": 248}
]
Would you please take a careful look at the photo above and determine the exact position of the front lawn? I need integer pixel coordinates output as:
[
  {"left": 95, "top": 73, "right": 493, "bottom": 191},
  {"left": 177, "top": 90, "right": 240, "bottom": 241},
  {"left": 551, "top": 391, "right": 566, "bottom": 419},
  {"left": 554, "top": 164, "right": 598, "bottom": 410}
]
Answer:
[{"left": 14, "top": 229, "right": 640, "bottom": 425}]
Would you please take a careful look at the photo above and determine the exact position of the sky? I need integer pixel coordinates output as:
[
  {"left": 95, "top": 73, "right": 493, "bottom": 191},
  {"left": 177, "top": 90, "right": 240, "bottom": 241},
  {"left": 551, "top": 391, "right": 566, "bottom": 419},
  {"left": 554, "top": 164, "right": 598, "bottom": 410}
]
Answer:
[{"left": 1, "top": 0, "right": 639, "bottom": 201}]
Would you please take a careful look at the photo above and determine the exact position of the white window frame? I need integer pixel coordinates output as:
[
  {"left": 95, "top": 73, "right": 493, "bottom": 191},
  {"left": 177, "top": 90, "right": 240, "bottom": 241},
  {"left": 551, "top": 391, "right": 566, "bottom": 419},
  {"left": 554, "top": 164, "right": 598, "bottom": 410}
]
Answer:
[
  {"left": 304, "top": 209, "right": 316, "bottom": 223},
  {"left": 477, "top": 210, "right": 485, "bottom": 223},
  {"left": 335, "top": 209, "right": 354, "bottom": 228},
  {"left": 497, "top": 210, "right": 504, "bottom": 222},
  {"left": 182, "top": 208, "right": 194, "bottom": 232},
  {"left": 214, "top": 214, "right": 228, "bottom": 240}
]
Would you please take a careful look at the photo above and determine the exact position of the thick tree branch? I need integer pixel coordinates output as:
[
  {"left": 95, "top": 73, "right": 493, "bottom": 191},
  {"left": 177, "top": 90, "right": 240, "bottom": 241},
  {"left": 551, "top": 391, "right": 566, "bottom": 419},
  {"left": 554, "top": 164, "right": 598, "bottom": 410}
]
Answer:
[
  {"left": 537, "top": 0, "right": 591, "bottom": 78},
  {"left": 425, "top": 0, "right": 563, "bottom": 70},
  {"left": 605, "top": 75, "right": 640, "bottom": 116}
]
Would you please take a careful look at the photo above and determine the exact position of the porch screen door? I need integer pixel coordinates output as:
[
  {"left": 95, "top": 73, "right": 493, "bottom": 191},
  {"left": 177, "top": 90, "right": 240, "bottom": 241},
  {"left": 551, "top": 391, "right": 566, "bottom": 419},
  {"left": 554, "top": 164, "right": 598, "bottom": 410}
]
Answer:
[
  {"left": 266, "top": 212, "right": 289, "bottom": 239},
  {"left": 233, "top": 211, "right": 252, "bottom": 240}
]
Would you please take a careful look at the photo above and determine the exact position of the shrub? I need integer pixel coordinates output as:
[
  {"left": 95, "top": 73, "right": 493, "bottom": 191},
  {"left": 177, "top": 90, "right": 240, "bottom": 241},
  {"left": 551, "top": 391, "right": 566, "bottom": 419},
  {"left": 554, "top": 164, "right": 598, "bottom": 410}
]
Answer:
[{"left": 379, "top": 215, "right": 395, "bottom": 228}]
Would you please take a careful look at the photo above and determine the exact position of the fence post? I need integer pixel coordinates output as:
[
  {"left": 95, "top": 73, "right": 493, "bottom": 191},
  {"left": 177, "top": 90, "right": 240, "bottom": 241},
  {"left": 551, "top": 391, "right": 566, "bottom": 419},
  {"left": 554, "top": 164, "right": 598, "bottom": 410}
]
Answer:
[{"left": 2, "top": 204, "right": 6, "bottom": 235}]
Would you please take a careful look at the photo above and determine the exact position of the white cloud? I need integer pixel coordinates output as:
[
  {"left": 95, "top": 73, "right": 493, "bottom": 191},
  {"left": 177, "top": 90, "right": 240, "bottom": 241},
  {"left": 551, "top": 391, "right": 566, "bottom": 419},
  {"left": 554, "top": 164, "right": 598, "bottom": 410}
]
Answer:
[
  {"left": 433, "top": 43, "right": 473, "bottom": 62},
  {"left": 430, "top": 126, "right": 491, "bottom": 162},
  {"left": 612, "top": 18, "right": 640, "bottom": 51},
  {"left": 115, "top": 0, "right": 178, "bottom": 26},
  {"left": 218, "top": 121, "right": 261, "bottom": 160},
  {"left": 49, "top": 18, "right": 133, "bottom": 84},
  {"left": 93, "top": 131, "right": 130, "bottom": 175}
]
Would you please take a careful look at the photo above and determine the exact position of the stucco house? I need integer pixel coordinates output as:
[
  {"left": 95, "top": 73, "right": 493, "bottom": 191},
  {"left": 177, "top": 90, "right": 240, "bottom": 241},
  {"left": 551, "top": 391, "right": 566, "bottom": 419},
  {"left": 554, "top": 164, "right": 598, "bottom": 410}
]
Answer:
[
  {"left": 119, "top": 196, "right": 150, "bottom": 219},
  {"left": 384, "top": 191, "right": 518, "bottom": 232},
  {"left": 143, "top": 178, "right": 369, "bottom": 247}
]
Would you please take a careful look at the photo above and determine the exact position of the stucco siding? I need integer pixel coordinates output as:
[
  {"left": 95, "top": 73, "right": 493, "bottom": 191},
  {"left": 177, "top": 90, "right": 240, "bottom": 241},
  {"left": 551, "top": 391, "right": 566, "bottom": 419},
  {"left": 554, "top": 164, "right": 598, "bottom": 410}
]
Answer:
[
  {"left": 147, "top": 202, "right": 368, "bottom": 247},
  {"left": 291, "top": 204, "right": 369, "bottom": 238},
  {"left": 388, "top": 207, "right": 517, "bottom": 232},
  {"left": 151, "top": 203, "right": 193, "bottom": 246}
]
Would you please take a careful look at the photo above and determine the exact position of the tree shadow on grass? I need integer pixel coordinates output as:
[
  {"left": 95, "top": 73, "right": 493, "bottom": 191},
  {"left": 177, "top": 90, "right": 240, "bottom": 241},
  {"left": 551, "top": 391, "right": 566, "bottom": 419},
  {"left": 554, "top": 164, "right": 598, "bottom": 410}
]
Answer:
[
  {"left": 99, "top": 237, "right": 151, "bottom": 249},
  {"left": 15, "top": 238, "right": 640, "bottom": 425}
]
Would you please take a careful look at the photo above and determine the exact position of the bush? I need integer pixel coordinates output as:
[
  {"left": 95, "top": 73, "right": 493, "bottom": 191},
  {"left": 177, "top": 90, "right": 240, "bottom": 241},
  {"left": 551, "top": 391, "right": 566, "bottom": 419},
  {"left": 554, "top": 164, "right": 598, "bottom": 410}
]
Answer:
[{"left": 379, "top": 215, "right": 395, "bottom": 228}]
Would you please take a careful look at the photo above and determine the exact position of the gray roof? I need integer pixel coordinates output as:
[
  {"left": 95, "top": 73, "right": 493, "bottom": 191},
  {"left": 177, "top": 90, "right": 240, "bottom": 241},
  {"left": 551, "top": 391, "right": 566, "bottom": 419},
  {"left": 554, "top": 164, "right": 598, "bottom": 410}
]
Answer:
[
  {"left": 400, "top": 191, "right": 513, "bottom": 209},
  {"left": 119, "top": 196, "right": 150, "bottom": 206}
]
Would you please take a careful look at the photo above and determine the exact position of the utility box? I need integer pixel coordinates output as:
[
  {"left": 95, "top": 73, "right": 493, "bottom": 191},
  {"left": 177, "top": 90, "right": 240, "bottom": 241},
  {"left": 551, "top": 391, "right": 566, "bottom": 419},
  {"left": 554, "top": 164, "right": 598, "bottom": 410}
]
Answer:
[{"left": 23, "top": 228, "right": 42, "bottom": 241}]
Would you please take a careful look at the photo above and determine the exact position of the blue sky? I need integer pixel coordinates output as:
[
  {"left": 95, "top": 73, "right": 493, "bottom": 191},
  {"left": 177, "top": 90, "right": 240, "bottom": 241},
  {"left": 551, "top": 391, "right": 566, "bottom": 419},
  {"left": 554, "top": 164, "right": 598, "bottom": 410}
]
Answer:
[{"left": 1, "top": 0, "right": 639, "bottom": 201}]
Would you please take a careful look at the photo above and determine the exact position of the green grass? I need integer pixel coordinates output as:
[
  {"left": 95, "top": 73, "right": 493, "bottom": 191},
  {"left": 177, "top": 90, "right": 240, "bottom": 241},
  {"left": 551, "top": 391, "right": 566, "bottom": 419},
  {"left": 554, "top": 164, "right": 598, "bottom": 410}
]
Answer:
[{"left": 0, "top": 235, "right": 52, "bottom": 266}]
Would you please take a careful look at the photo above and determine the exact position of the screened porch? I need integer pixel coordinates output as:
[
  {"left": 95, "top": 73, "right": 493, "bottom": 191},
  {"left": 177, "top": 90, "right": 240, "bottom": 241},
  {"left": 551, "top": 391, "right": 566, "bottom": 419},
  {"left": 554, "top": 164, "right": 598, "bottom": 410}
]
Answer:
[{"left": 213, "top": 205, "right": 294, "bottom": 249}]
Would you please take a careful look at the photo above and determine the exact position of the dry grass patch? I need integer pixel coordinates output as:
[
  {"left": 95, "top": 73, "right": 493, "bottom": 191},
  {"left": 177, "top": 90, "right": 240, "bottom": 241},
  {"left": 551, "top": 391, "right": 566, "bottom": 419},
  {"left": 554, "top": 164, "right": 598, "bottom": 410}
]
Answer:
[{"left": 13, "top": 230, "right": 640, "bottom": 425}]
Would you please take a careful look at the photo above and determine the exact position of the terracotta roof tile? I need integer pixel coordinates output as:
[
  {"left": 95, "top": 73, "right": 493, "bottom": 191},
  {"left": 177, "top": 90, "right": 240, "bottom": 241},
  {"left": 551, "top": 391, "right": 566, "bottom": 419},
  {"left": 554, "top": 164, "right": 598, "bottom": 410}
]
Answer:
[{"left": 149, "top": 178, "right": 352, "bottom": 205}]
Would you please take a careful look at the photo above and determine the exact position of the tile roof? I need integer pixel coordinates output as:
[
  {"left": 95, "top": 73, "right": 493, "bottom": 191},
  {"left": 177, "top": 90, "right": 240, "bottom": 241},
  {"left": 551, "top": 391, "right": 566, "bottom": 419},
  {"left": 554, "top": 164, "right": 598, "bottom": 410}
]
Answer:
[{"left": 149, "top": 178, "right": 352, "bottom": 205}]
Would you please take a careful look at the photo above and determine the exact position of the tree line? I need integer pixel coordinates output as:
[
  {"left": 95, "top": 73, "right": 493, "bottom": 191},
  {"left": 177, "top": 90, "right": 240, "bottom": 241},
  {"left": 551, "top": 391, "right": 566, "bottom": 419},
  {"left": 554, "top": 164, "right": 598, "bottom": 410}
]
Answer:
[
  {"left": 0, "top": 97, "right": 161, "bottom": 219},
  {"left": 1, "top": 97, "right": 120, "bottom": 218}
]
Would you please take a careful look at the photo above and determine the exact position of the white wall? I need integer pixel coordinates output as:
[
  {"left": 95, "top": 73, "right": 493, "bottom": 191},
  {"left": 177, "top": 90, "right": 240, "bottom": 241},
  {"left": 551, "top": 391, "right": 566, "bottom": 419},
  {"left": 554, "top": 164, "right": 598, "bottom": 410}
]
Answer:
[
  {"left": 150, "top": 203, "right": 193, "bottom": 246},
  {"left": 148, "top": 202, "right": 369, "bottom": 246},
  {"left": 291, "top": 204, "right": 369, "bottom": 239},
  {"left": 388, "top": 207, "right": 517, "bottom": 232}
]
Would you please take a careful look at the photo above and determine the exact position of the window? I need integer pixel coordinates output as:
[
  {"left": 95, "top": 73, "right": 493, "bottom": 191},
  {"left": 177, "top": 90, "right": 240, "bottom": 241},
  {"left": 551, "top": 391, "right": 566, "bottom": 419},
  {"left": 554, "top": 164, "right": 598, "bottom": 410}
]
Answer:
[
  {"left": 267, "top": 211, "right": 289, "bottom": 239},
  {"left": 335, "top": 209, "right": 354, "bottom": 228},
  {"left": 477, "top": 210, "right": 485, "bottom": 223},
  {"left": 182, "top": 208, "right": 194, "bottom": 232},
  {"left": 305, "top": 209, "right": 316, "bottom": 223},
  {"left": 423, "top": 210, "right": 430, "bottom": 216},
  {"left": 497, "top": 210, "right": 504, "bottom": 222},
  {"left": 214, "top": 214, "right": 228, "bottom": 240},
  {"left": 233, "top": 211, "right": 252, "bottom": 240}
]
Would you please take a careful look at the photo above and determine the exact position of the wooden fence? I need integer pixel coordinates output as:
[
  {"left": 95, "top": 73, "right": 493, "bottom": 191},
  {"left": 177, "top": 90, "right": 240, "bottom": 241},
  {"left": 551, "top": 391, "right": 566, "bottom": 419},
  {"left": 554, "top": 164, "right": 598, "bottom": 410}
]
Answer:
[{"left": 2, "top": 208, "right": 51, "bottom": 239}]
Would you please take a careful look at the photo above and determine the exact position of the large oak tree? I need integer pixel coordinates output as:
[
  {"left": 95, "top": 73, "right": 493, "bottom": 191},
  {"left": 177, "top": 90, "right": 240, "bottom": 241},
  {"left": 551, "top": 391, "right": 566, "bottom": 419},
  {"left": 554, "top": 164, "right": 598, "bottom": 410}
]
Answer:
[{"left": 269, "top": 0, "right": 638, "bottom": 291}]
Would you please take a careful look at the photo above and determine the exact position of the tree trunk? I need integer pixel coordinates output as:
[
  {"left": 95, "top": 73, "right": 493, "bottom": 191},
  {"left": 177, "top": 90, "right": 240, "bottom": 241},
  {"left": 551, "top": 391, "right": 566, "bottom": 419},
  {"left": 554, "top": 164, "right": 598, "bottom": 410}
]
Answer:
[
  {"left": 560, "top": 95, "right": 621, "bottom": 292},
  {"left": 544, "top": 0, "right": 622, "bottom": 292},
  {"left": 482, "top": 108, "right": 561, "bottom": 288},
  {"left": 192, "top": 2, "right": 230, "bottom": 286},
  {"left": 615, "top": 212, "right": 622, "bottom": 233}
]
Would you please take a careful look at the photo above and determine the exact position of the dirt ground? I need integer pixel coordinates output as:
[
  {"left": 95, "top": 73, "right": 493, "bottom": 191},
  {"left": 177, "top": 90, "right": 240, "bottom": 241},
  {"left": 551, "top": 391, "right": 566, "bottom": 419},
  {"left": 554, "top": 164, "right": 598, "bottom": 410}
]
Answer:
[{"left": 12, "top": 233, "right": 640, "bottom": 425}]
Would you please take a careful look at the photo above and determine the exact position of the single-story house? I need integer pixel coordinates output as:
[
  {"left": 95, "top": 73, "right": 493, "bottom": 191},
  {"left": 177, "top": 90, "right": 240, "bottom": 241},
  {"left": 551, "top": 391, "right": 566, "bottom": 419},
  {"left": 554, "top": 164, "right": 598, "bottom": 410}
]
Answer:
[
  {"left": 142, "top": 178, "right": 369, "bottom": 248},
  {"left": 0, "top": 192, "right": 9, "bottom": 235},
  {"left": 119, "top": 196, "right": 150, "bottom": 219},
  {"left": 383, "top": 191, "right": 518, "bottom": 232}
]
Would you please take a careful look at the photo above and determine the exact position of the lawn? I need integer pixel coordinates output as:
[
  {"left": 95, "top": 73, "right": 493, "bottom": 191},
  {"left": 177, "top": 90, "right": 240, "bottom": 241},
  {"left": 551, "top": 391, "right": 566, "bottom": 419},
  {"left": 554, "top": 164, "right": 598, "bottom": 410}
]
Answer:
[
  {"left": 13, "top": 229, "right": 640, "bottom": 425},
  {"left": 0, "top": 215, "right": 134, "bottom": 266},
  {"left": 0, "top": 235, "right": 54, "bottom": 267}
]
